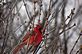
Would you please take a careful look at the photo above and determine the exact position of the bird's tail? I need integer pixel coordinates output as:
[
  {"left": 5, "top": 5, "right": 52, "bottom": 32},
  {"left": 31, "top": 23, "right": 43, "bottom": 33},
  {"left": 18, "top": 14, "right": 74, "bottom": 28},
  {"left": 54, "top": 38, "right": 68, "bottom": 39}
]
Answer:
[{"left": 12, "top": 42, "right": 26, "bottom": 54}]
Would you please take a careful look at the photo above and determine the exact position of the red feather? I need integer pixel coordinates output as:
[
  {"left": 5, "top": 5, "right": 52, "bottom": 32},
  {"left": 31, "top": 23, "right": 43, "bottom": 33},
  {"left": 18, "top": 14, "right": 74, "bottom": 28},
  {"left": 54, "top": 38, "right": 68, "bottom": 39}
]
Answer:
[
  {"left": 33, "top": 25, "right": 43, "bottom": 46},
  {"left": 22, "top": 32, "right": 30, "bottom": 42}
]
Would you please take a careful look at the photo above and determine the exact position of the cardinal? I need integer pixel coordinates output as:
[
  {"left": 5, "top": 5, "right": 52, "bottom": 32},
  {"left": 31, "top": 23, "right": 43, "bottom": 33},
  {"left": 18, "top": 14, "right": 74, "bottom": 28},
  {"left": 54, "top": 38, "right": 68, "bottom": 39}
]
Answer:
[{"left": 12, "top": 24, "right": 43, "bottom": 54}]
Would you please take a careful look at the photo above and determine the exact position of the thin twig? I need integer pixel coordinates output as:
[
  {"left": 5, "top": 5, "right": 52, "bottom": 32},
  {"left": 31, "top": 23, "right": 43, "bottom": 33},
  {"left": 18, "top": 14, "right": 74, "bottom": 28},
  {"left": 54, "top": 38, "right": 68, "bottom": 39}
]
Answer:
[
  {"left": 23, "top": 0, "right": 31, "bottom": 20},
  {"left": 76, "top": 49, "right": 80, "bottom": 54},
  {"left": 69, "top": 35, "right": 81, "bottom": 54}
]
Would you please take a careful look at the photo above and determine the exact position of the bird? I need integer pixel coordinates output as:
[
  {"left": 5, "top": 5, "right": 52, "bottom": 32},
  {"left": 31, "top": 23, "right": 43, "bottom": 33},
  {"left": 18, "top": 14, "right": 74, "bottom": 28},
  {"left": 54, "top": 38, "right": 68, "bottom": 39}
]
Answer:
[{"left": 12, "top": 24, "right": 43, "bottom": 54}]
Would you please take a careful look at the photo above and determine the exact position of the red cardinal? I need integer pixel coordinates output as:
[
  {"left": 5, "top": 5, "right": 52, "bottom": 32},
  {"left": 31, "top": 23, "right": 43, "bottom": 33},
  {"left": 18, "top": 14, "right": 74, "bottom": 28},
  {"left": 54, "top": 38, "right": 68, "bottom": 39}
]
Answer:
[{"left": 12, "top": 24, "right": 43, "bottom": 54}]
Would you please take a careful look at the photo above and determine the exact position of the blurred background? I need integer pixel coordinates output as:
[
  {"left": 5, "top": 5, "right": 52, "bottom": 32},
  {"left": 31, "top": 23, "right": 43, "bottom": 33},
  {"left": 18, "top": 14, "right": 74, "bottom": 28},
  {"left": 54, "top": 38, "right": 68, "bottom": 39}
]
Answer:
[{"left": 0, "top": 0, "right": 82, "bottom": 54}]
